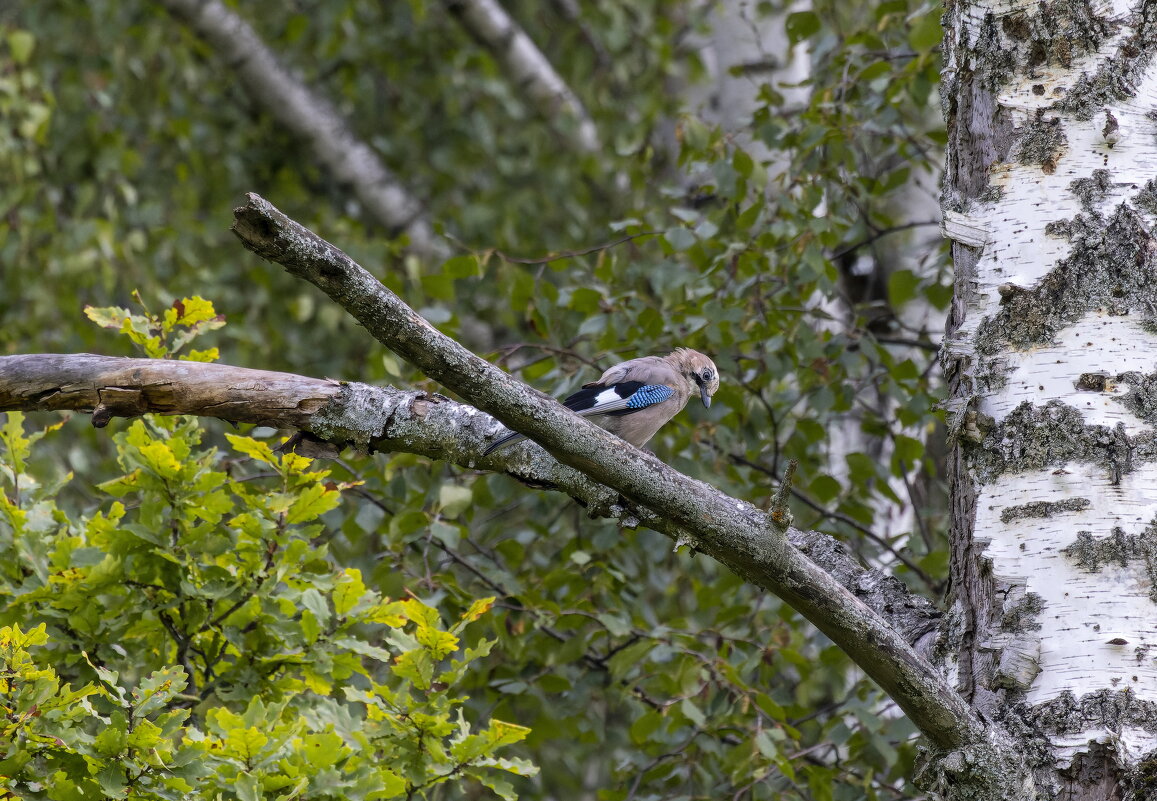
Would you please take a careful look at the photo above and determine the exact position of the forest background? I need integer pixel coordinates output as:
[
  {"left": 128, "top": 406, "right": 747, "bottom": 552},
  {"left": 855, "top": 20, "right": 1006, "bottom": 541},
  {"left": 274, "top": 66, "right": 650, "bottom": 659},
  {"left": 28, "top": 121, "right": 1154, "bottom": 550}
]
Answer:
[{"left": 0, "top": 0, "right": 948, "bottom": 799}]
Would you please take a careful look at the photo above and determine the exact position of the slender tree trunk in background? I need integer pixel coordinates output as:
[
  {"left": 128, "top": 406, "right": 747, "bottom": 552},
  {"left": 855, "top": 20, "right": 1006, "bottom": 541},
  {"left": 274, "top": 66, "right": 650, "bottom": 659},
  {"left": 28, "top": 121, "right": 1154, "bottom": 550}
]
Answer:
[
  {"left": 940, "top": 0, "right": 1157, "bottom": 795},
  {"left": 685, "top": 0, "right": 811, "bottom": 170},
  {"left": 690, "top": 0, "right": 942, "bottom": 545}
]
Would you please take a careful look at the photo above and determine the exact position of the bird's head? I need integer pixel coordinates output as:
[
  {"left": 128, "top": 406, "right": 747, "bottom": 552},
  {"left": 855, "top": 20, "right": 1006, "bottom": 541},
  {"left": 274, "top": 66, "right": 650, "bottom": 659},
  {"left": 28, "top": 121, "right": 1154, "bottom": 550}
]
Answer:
[{"left": 670, "top": 348, "right": 720, "bottom": 408}]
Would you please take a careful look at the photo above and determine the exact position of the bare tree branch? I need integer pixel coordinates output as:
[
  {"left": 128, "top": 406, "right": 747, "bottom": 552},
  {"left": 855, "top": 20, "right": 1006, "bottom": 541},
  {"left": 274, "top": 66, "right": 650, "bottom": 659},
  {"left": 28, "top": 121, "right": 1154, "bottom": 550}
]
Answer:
[
  {"left": 0, "top": 355, "right": 338, "bottom": 428},
  {"left": 446, "top": 0, "right": 600, "bottom": 152},
  {"left": 155, "top": 0, "right": 447, "bottom": 260},
  {"left": 224, "top": 192, "right": 985, "bottom": 751},
  {"left": 0, "top": 353, "right": 939, "bottom": 661}
]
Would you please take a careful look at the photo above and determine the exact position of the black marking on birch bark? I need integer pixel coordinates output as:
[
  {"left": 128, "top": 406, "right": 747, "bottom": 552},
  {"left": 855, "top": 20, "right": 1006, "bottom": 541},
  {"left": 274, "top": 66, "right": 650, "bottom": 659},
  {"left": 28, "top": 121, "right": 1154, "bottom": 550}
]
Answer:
[
  {"left": 1059, "top": 1, "right": 1157, "bottom": 120},
  {"left": 999, "top": 497, "right": 1092, "bottom": 524},
  {"left": 1070, "top": 169, "right": 1112, "bottom": 213},
  {"left": 1102, "top": 110, "right": 1121, "bottom": 145},
  {"left": 1028, "top": 689, "right": 1157, "bottom": 737},
  {"left": 984, "top": 705, "right": 1058, "bottom": 794},
  {"left": 977, "top": 204, "right": 1157, "bottom": 353},
  {"left": 1129, "top": 754, "right": 1157, "bottom": 800},
  {"left": 1063, "top": 523, "right": 1157, "bottom": 603},
  {"left": 1136, "top": 179, "right": 1157, "bottom": 216},
  {"left": 1075, "top": 372, "right": 1112, "bottom": 392},
  {"left": 972, "top": 400, "right": 1154, "bottom": 482},
  {"left": 974, "top": 0, "right": 1114, "bottom": 92},
  {"left": 978, "top": 185, "right": 1004, "bottom": 203},
  {"left": 1115, "top": 371, "right": 1157, "bottom": 424},
  {"left": 976, "top": 13, "right": 1018, "bottom": 90},
  {"left": 1015, "top": 111, "right": 1067, "bottom": 173},
  {"left": 940, "top": 10, "right": 1017, "bottom": 207},
  {"left": 1000, "top": 590, "right": 1044, "bottom": 632},
  {"left": 913, "top": 737, "right": 1034, "bottom": 801},
  {"left": 971, "top": 694, "right": 1157, "bottom": 797}
]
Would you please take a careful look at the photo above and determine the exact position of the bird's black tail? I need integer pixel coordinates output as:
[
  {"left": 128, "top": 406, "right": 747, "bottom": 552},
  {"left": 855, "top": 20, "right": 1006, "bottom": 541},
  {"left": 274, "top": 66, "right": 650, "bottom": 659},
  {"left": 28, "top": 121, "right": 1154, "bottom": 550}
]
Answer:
[{"left": 483, "top": 430, "right": 526, "bottom": 456}]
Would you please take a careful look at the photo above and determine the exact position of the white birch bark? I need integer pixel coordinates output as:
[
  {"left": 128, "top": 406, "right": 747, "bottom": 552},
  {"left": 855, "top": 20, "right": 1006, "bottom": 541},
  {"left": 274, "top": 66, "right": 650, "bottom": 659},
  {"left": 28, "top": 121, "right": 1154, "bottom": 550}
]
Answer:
[{"left": 942, "top": 0, "right": 1157, "bottom": 791}]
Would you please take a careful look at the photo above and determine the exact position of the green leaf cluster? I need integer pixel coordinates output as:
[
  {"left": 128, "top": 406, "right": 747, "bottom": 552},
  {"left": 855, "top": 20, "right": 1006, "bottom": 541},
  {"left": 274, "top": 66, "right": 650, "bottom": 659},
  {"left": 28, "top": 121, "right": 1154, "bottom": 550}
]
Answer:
[
  {"left": 84, "top": 294, "right": 225, "bottom": 362},
  {"left": 0, "top": 410, "right": 535, "bottom": 800}
]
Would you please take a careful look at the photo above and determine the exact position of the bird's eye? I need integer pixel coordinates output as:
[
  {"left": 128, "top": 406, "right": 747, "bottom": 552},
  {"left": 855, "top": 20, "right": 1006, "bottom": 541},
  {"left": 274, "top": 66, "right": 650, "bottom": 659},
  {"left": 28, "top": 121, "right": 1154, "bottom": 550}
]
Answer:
[{"left": 702, "top": 369, "right": 714, "bottom": 381}]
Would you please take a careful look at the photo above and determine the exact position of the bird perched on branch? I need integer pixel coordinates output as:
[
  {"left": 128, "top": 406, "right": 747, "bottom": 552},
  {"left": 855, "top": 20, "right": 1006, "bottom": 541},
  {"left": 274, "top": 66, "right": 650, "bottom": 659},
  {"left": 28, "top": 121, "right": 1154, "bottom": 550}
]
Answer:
[{"left": 484, "top": 348, "right": 719, "bottom": 455}]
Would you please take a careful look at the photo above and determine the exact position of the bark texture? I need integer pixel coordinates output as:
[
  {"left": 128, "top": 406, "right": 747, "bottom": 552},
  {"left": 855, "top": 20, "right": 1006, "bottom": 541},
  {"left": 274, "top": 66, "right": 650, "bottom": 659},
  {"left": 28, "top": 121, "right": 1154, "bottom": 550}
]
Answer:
[{"left": 940, "top": 0, "right": 1157, "bottom": 796}]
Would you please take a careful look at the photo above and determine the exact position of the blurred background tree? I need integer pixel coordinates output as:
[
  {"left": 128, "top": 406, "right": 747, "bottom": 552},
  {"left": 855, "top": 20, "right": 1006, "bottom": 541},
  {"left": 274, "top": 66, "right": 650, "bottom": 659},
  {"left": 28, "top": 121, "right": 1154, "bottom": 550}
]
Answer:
[{"left": 1, "top": 0, "right": 947, "bottom": 797}]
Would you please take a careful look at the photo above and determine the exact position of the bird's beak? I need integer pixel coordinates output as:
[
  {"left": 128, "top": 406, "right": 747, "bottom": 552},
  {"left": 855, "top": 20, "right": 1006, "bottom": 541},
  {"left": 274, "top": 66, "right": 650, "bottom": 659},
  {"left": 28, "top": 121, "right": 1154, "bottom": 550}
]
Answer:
[{"left": 700, "top": 386, "right": 711, "bottom": 408}]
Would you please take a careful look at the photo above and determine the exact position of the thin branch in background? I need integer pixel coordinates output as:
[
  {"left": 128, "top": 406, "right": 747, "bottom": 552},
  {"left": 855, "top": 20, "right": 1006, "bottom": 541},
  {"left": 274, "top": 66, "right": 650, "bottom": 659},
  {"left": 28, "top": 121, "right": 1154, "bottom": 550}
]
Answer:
[
  {"left": 625, "top": 731, "right": 703, "bottom": 801},
  {"left": 873, "top": 336, "right": 939, "bottom": 352},
  {"left": 828, "top": 220, "right": 941, "bottom": 262},
  {"left": 899, "top": 457, "right": 936, "bottom": 556},
  {"left": 792, "top": 487, "right": 937, "bottom": 592},
  {"left": 718, "top": 445, "right": 937, "bottom": 592},
  {"left": 345, "top": 484, "right": 395, "bottom": 517},
  {"left": 418, "top": 532, "right": 666, "bottom": 711},
  {"left": 494, "top": 341, "right": 602, "bottom": 369},
  {"left": 732, "top": 367, "right": 782, "bottom": 477},
  {"left": 445, "top": 0, "right": 600, "bottom": 152},
  {"left": 452, "top": 229, "right": 660, "bottom": 265},
  {"left": 156, "top": 0, "right": 446, "bottom": 259}
]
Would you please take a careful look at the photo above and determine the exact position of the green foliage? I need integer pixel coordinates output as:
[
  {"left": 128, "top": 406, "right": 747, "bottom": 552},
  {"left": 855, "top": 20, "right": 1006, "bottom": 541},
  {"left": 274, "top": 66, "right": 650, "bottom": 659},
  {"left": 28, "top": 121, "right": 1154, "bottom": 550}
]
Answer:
[
  {"left": 0, "top": 303, "right": 536, "bottom": 800},
  {"left": 3, "top": 0, "right": 952, "bottom": 797},
  {"left": 1, "top": 409, "right": 534, "bottom": 799},
  {"left": 84, "top": 293, "right": 225, "bottom": 362}
]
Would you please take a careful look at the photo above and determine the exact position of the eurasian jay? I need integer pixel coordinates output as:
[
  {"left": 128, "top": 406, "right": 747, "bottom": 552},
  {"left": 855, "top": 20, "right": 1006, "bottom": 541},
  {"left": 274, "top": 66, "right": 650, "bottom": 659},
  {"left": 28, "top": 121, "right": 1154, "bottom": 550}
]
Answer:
[{"left": 484, "top": 348, "right": 720, "bottom": 454}]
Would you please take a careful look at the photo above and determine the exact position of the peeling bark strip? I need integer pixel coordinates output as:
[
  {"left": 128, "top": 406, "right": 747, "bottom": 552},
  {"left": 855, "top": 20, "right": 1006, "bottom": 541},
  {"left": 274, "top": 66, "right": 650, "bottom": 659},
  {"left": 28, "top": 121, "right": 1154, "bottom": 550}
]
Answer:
[
  {"left": 224, "top": 192, "right": 986, "bottom": 751},
  {"left": 155, "top": 0, "right": 445, "bottom": 260},
  {"left": 942, "top": 0, "right": 1157, "bottom": 791},
  {"left": 0, "top": 353, "right": 945, "bottom": 660}
]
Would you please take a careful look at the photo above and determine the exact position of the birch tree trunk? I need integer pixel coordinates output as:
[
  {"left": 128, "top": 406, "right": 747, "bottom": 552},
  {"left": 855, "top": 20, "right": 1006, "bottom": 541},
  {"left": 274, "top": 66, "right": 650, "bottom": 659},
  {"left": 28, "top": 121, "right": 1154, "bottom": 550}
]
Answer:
[{"left": 941, "top": 0, "right": 1157, "bottom": 795}]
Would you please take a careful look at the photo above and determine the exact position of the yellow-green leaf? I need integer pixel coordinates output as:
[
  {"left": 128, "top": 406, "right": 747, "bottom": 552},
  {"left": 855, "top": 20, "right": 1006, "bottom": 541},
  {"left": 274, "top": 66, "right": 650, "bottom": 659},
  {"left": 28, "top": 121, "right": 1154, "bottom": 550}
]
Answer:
[
  {"left": 286, "top": 483, "right": 340, "bottom": 524},
  {"left": 138, "top": 441, "right": 182, "bottom": 478},
  {"left": 225, "top": 434, "right": 278, "bottom": 466},
  {"left": 333, "top": 569, "right": 367, "bottom": 616}
]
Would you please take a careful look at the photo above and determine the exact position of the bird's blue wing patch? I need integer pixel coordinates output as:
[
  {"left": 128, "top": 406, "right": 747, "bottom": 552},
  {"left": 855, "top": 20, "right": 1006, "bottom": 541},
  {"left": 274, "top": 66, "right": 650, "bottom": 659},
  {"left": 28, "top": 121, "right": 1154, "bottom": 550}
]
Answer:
[
  {"left": 563, "top": 382, "right": 673, "bottom": 417},
  {"left": 564, "top": 381, "right": 643, "bottom": 413},
  {"left": 562, "top": 384, "right": 675, "bottom": 419},
  {"left": 625, "top": 384, "right": 675, "bottom": 409}
]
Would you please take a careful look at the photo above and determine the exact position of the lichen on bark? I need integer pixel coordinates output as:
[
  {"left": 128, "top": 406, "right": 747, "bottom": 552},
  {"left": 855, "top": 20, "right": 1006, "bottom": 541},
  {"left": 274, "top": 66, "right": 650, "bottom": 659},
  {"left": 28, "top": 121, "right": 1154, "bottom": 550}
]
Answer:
[
  {"left": 971, "top": 400, "right": 1143, "bottom": 482},
  {"left": 1064, "top": 523, "right": 1157, "bottom": 603},
  {"left": 999, "top": 498, "right": 1092, "bottom": 524},
  {"left": 979, "top": 204, "right": 1157, "bottom": 352}
]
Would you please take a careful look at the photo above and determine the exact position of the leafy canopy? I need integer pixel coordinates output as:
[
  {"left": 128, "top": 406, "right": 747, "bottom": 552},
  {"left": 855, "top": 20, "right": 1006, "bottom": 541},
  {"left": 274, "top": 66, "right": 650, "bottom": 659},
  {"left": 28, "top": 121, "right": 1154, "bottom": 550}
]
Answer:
[{"left": 3, "top": 0, "right": 948, "bottom": 796}]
